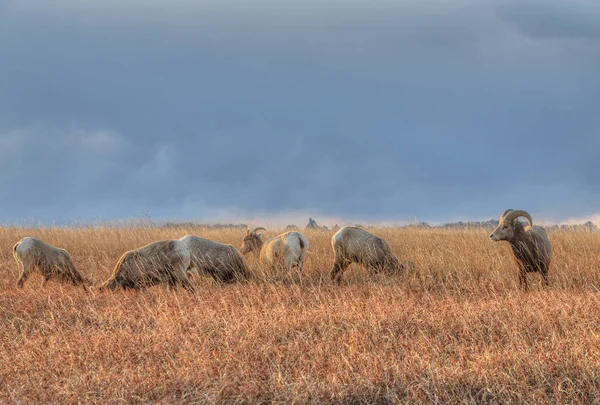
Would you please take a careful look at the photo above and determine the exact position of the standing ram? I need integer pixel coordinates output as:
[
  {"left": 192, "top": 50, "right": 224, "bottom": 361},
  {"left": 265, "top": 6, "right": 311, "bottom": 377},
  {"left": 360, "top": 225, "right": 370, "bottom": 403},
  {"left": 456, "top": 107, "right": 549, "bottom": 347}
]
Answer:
[
  {"left": 179, "top": 235, "right": 250, "bottom": 283},
  {"left": 99, "top": 239, "right": 195, "bottom": 292},
  {"left": 13, "top": 237, "right": 89, "bottom": 289},
  {"left": 240, "top": 228, "right": 309, "bottom": 273},
  {"left": 330, "top": 227, "right": 404, "bottom": 284},
  {"left": 490, "top": 209, "right": 552, "bottom": 289}
]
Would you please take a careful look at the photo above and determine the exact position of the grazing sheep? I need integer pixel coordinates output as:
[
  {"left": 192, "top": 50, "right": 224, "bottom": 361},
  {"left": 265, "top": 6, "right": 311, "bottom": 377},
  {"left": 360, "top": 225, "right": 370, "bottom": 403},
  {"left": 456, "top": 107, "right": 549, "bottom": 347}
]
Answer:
[
  {"left": 240, "top": 228, "right": 309, "bottom": 273},
  {"left": 330, "top": 227, "right": 403, "bottom": 284},
  {"left": 179, "top": 235, "right": 250, "bottom": 283},
  {"left": 306, "top": 217, "right": 328, "bottom": 231},
  {"left": 13, "top": 237, "right": 89, "bottom": 289},
  {"left": 99, "top": 239, "right": 195, "bottom": 292},
  {"left": 490, "top": 209, "right": 552, "bottom": 289}
]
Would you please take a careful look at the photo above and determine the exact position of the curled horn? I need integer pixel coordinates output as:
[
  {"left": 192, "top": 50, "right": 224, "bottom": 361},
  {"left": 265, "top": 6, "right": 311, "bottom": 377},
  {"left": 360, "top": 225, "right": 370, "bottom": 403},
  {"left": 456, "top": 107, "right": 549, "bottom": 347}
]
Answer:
[
  {"left": 500, "top": 209, "right": 514, "bottom": 221},
  {"left": 252, "top": 227, "right": 266, "bottom": 234},
  {"left": 503, "top": 210, "right": 533, "bottom": 227}
]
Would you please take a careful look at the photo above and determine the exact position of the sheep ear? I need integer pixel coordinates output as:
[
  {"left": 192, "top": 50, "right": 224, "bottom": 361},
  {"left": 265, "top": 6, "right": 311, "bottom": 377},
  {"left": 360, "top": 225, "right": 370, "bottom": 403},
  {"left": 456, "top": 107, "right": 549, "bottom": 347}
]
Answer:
[{"left": 246, "top": 229, "right": 250, "bottom": 236}]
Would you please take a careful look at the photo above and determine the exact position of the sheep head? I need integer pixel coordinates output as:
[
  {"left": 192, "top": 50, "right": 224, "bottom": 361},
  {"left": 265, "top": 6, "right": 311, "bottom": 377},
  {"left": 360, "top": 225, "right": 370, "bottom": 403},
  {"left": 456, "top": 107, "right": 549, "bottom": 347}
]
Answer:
[
  {"left": 240, "top": 227, "right": 266, "bottom": 255},
  {"left": 490, "top": 209, "right": 532, "bottom": 242}
]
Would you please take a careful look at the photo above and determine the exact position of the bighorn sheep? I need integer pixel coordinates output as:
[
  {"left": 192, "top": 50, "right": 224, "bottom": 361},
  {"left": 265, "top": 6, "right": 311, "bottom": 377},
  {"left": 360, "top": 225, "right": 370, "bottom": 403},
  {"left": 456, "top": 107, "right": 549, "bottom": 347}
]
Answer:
[
  {"left": 306, "top": 217, "right": 328, "bottom": 231},
  {"left": 240, "top": 228, "right": 309, "bottom": 273},
  {"left": 330, "top": 227, "right": 403, "bottom": 284},
  {"left": 13, "top": 237, "right": 89, "bottom": 289},
  {"left": 179, "top": 235, "right": 250, "bottom": 283},
  {"left": 490, "top": 209, "right": 552, "bottom": 289},
  {"left": 99, "top": 239, "right": 195, "bottom": 292}
]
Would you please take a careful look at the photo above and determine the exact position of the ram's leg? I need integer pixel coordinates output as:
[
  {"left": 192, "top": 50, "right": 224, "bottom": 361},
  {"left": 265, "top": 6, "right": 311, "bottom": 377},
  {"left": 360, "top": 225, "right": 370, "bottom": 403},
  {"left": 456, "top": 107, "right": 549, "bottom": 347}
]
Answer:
[
  {"left": 181, "top": 276, "right": 196, "bottom": 293},
  {"left": 541, "top": 272, "right": 549, "bottom": 287},
  {"left": 284, "top": 255, "right": 295, "bottom": 273},
  {"left": 41, "top": 274, "right": 52, "bottom": 287},
  {"left": 293, "top": 256, "right": 306, "bottom": 284},
  {"left": 541, "top": 262, "right": 550, "bottom": 287},
  {"left": 330, "top": 259, "right": 351, "bottom": 285},
  {"left": 16, "top": 259, "right": 34, "bottom": 288},
  {"left": 297, "top": 252, "right": 306, "bottom": 273},
  {"left": 283, "top": 255, "right": 301, "bottom": 283},
  {"left": 170, "top": 261, "right": 196, "bottom": 292},
  {"left": 17, "top": 267, "right": 33, "bottom": 288},
  {"left": 519, "top": 268, "right": 528, "bottom": 290},
  {"left": 187, "top": 264, "right": 200, "bottom": 278},
  {"left": 162, "top": 267, "right": 178, "bottom": 290},
  {"left": 296, "top": 255, "right": 307, "bottom": 284}
]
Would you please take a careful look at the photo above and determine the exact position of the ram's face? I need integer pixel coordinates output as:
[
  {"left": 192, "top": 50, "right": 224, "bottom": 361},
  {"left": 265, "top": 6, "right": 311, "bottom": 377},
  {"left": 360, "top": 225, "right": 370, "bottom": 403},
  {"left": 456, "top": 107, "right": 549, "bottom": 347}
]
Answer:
[
  {"left": 490, "top": 220, "right": 514, "bottom": 241},
  {"left": 240, "top": 232, "right": 261, "bottom": 255}
]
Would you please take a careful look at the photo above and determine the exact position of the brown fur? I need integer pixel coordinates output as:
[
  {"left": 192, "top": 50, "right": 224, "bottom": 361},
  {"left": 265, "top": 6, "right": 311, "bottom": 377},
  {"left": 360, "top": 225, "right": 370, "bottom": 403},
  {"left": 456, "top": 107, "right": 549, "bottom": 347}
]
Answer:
[
  {"left": 181, "top": 235, "right": 250, "bottom": 283},
  {"left": 99, "top": 239, "right": 195, "bottom": 292},
  {"left": 197, "top": 245, "right": 249, "bottom": 283},
  {"left": 490, "top": 211, "right": 552, "bottom": 289},
  {"left": 509, "top": 222, "right": 552, "bottom": 288},
  {"left": 13, "top": 237, "right": 89, "bottom": 289},
  {"left": 240, "top": 230, "right": 264, "bottom": 256},
  {"left": 241, "top": 230, "right": 309, "bottom": 273},
  {"left": 330, "top": 227, "right": 402, "bottom": 284}
]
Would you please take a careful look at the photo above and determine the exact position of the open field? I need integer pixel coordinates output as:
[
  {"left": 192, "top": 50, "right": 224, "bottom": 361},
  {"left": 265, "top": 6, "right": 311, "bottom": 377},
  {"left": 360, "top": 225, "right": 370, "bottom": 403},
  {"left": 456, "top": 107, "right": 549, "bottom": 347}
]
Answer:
[{"left": 2, "top": 226, "right": 600, "bottom": 403}]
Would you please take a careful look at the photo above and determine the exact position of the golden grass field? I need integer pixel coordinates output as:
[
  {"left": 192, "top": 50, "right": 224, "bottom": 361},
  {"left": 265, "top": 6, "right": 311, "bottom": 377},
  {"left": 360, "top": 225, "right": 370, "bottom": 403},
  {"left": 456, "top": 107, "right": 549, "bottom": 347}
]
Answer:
[{"left": 2, "top": 225, "right": 600, "bottom": 403}]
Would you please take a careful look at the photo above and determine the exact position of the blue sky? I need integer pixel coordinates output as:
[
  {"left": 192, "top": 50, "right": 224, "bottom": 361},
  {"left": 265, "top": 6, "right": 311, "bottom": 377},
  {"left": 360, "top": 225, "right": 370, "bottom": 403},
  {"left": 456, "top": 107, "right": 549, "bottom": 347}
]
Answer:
[{"left": 1, "top": 0, "right": 599, "bottom": 225}]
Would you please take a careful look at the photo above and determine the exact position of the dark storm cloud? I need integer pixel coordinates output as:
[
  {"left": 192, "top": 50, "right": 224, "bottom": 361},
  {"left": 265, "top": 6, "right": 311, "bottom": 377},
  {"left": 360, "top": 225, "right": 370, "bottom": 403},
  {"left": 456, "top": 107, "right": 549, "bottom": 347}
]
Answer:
[{"left": 0, "top": 0, "right": 598, "bottom": 224}]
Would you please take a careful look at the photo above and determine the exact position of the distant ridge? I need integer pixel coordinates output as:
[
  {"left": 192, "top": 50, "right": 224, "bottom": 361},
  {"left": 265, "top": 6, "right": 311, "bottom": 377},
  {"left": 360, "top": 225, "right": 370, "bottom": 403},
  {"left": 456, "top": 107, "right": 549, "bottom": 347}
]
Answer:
[
  {"left": 162, "top": 222, "right": 248, "bottom": 229},
  {"left": 161, "top": 219, "right": 599, "bottom": 232}
]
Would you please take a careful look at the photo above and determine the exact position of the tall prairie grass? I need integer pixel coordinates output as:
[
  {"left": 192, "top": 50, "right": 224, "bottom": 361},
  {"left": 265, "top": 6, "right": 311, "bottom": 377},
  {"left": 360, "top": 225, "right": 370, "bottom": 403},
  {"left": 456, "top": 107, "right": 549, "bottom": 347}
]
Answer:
[{"left": 1, "top": 226, "right": 600, "bottom": 403}]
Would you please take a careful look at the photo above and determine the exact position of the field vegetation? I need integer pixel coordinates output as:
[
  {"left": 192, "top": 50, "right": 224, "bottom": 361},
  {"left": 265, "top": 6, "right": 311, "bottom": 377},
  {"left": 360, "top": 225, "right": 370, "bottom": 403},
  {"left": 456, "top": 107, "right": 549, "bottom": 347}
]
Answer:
[{"left": 2, "top": 226, "right": 600, "bottom": 403}]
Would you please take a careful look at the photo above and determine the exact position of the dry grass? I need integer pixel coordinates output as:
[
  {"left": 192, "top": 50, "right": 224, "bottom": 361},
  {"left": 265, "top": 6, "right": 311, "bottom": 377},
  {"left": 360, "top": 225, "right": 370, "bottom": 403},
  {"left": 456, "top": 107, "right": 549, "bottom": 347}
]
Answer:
[{"left": 2, "top": 226, "right": 600, "bottom": 403}]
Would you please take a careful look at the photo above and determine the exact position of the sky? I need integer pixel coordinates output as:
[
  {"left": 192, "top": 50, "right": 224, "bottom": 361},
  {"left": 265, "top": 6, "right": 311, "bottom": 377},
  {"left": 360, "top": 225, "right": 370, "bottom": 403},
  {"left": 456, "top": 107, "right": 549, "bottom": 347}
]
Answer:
[{"left": 1, "top": 0, "right": 599, "bottom": 226}]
